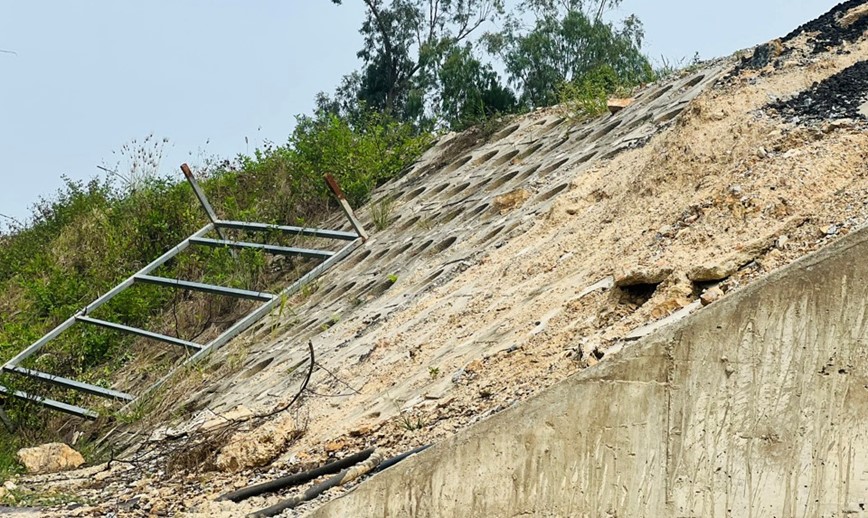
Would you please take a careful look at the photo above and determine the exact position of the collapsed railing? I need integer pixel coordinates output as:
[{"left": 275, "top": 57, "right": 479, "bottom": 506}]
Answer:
[{"left": 0, "top": 165, "right": 367, "bottom": 421}]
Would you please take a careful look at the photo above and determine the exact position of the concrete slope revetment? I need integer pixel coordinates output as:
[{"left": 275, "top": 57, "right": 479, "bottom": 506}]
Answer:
[{"left": 314, "top": 199, "right": 868, "bottom": 518}]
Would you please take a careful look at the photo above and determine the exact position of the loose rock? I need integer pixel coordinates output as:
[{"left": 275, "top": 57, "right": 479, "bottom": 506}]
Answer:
[
  {"left": 700, "top": 287, "right": 724, "bottom": 306},
  {"left": 16, "top": 443, "right": 85, "bottom": 474},
  {"left": 614, "top": 266, "right": 672, "bottom": 287},
  {"left": 687, "top": 262, "right": 738, "bottom": 282}
]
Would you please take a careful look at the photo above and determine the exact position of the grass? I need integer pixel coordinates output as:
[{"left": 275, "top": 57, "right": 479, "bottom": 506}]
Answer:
[
  {"left": 370, "top": 197, "right": 395, "bottom": 231},
  {"left": 0, "top": 108, "right": 430, "bottom": 452},
  {"left": 398, "top": 413, "right": 426, "bottom": 432},
  {"left": 0, "top": 433, "right": 23, "bottom": 481},
  {"left": 654, "top": 52, "right": 702, "bottom": 82},
  {"left": 0, "top": 487, "right": 87, "bottom": 507}
]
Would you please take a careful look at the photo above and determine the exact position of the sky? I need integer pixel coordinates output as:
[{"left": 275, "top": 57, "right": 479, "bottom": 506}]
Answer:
[{"left": 0, "top": 0, "right": 836, "bottom": 228}]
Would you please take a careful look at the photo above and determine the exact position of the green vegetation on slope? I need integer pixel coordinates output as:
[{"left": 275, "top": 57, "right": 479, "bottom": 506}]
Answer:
[
  {"left": 0, "top": 0, "right": 673, "bottom": 477},
  {"left": 0, "top": 111, "right": 430, "bottom": 431}
]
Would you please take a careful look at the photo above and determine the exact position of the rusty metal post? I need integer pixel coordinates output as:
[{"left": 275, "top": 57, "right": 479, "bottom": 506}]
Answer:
[
  {"left": 181, "top": 163, "right": 229, "bottom": 242},
  {"left": 181, "top": 163, "right": 237, "bottom": 258},
  {"left": 324, "top": 174, "right": 369, "bottom": 242}
]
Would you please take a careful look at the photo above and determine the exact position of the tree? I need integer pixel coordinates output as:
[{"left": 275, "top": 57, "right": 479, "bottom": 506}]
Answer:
[
  {"left": 488, "top": 0, "right": 653, "bottom": 108},
  {"left": 328, "top": 0, "right": 507, "bottom": 128},
  {"left": 437, "top": 43, "right": 517, "bottom": 129}
]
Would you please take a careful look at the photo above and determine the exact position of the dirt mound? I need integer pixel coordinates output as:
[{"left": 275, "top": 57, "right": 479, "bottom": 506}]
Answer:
[{"left": 768, "top": 60, "right": 868, "bottom": 122}]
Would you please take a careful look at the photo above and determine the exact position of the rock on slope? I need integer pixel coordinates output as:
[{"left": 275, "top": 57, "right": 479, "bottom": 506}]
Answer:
[{"left": 17, "top": 2, "right": 868, "bottom": 515}]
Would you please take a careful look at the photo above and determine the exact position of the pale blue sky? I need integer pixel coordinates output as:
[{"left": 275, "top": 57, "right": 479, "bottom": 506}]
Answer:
[{"left": 0, "top": 1, "right": 834, "bottom": 227}]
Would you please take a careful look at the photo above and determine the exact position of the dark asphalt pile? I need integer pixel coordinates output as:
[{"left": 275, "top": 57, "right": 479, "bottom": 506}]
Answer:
[
  {"left": 768, "top": 60, "right": 868, "bottom": 123},
  {"left": 781, "top": 0, "right": 868, "bottom": 53},
  {"left": 731, "top": 0, "right": 868, "bottom": 75}
]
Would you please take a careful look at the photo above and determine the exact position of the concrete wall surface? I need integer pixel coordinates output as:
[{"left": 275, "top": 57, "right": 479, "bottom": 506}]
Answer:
[{"left": 313, "top": 226, "right": 868, "bottom": 517}]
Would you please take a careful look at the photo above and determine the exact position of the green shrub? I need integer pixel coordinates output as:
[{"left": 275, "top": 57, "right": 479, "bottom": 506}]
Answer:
[
  {"left": 557, "top": 65, "right": 632, "bottom": 121},
  {"left": 0, "top": 108, "right": 429, "bottom": 436}
]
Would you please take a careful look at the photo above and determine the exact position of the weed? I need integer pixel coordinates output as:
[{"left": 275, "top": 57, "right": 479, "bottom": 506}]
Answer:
[
  {"left": 428, "top": 366, "right": 440, "bottom": 379},
  {"left": 0, "top": 94, "right": 428, "bottom": 445},
  {"left": 0, "top": 431, "right": 22, "bottom": 482},
  {"left": 387, "top": 273, "right": 399, "bottom": 284},
  {"left": 654, "top": 52, "right": 702, "bottom": 81},
  {"left": 416, "top": 218, "right": 435, "bottom": 231},
  {"left": 398, "top": 413, "right": 426, "bottom": 432},
  {"left": 320, "top": 313, "right": 341, "bottom": 331},
  {"left": 300, "top": 280, "right": 321, "bottom": 300},
  {"left": 370, "top": 197, "right": 395, "bottom": 231},
  {"left": 1, "top": 487, "right": 86, "bottom": 507},
  {"left": 557, "top": 65, "right": 638, "bottom": 122}
]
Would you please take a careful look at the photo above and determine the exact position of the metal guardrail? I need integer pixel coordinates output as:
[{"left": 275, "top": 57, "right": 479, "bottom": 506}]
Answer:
[{"left": 0, "top": 167, "right": 366, "bottom": 421}]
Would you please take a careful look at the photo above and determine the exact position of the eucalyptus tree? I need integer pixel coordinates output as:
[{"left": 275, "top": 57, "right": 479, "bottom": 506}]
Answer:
[
  {"left": 487, "top": 0, "right": 654, "bottom": 108},
  {"left": 328, "top": 0, "right": 510, "bottom": 128}
]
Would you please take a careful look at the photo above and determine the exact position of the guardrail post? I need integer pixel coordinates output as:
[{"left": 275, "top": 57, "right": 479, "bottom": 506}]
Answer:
[
  {"left": 181, "top": 164, "right": 234, "bottom": 251},
  {"left": 324, "top": 174, "right": 369, "bottom": 242}
]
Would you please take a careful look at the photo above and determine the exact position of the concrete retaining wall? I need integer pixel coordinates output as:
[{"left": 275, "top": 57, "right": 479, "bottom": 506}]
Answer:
[{"left": 314, "top": 227, "right": 868, "bottom": 517}]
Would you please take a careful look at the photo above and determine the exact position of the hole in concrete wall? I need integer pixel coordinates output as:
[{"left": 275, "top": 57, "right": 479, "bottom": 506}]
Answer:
[
  {"left": 539, "top": 158, "right": 569, "bottom": 177},
  {"left": 547, "top": 136, "right": 570, "bottom": 152},
  {"left": 587, "top": 119, "right": 622, "bottom": 142},
  {"left": 487, "top": 170, "right": 519, "bottom": 191},
  {"left": 240, "top": 357, "right": 274, "bottom": 379},
  {"left": 599, "top": 146, "right": 629, "bottom": 161},
  {"left": 655, "top": 106, "right": 686, "bottom": 124},
  {"left": 543, "top": 117, "right": 566, "bottom": 131},
  {"left": 371, "top": 248, "right": 391, "bottom": 261},
  {"left": 430, "top": 183, "right": 450, "bottom": 196},
  {"left": 493, "top": 124, "right": 520, "bottom": 140},
  {"left": 516, "top": 142, "right": 544, "bottom": 161},
  {"left": 350, "top": 280, "right": 378, "bottom": 301},
  {"left": 535, "top": 183, "right": 569, "bottom": 202},
  {"left": 402, "top": 186, "right": 426, "bottom": 202},
  {"left": 385, "top": 242, "right": 414, "bottom": 260},
  {"left": 325, "top": 281, "right": 357, "bottom": 303},
  {"left": 398, "top": 215, "right": 421, "bottom": 232},
  {"left": 468, "top": 203, "right": 490, "bottom": 217},
  {"left": 444, "top": 181, "right": 472, "bottom": 198},
  {"left": 570, "top": 127, "right": 594, "bottom": 142},
  {"left": 439, "top": 208, "right": 463, "bottom": 224},
  {"left": 443, "top": 155, "right": 472, "bottom": 174},
  {"left": 615, "top": 283, "right": 659, "bottom": 307},
  {"left": 644, "top": 84, "right": 673, "bottom": 103},
  {"left": 473, "top": 150, "right": 499, "bottom": 166},
  {"left": 422, "top": 269, "right": 444, "bottom": 284},
  {"left": 681, "top": 74, "right": 705, "bottom": 89},
  {"left": 473, "top": 176, "right": 493, "bottom": 189},
  {"left": 622, "top": 113, "right": 654, "bottom": 133},
  {"left": 298, "top": 319, "right": 318, "bottom": 332},
  {"left": 305, "top": 283, "right": 334, "bottom": 305},
  {"left": 413, "top": 239, "right": 434, "bottom": 255},
  {"left": 368, "top": 279, "right": 395, "bottom": 299},
  {"left": 479, "top": 224, "right": 505, "bottom": 244},
  {"left": 575, "top": 152, "right": 597, "bottom": 164},
  {"left": 433, "top": 236, "right": 458, "bottom": 254},
  {"left": 493, "top": 149, "right": 520, "bottom": 167},
  {"left": 516, "top": 163, "right": 542, "bottom": 181},
  {"left": 342, "top": 249, "right": 372, "bottom": 269}
]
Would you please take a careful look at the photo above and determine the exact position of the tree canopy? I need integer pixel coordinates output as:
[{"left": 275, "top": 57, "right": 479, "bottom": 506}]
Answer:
[{"left": 327, "top": 0, "right": 655, "bottom": 128}]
